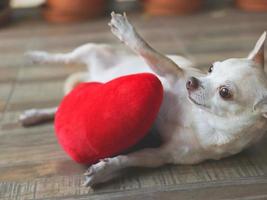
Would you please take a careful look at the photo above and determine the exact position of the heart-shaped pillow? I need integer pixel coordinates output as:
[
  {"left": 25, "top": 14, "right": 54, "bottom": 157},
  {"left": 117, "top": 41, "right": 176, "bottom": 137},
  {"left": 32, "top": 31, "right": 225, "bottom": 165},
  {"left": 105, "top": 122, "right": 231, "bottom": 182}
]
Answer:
[{"left": 54, "top": 73, "right": 163, "bottom": 164}]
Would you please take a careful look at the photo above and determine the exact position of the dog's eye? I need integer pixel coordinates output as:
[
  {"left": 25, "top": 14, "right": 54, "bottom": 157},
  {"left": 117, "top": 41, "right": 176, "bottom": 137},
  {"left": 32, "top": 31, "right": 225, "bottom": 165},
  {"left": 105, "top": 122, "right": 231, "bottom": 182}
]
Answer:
[
  {"left": 219, "top": 87, "right": 232, "bottom": 99},
  {"left": 208, "top": 65, "right": 213, "bottom": 73}
]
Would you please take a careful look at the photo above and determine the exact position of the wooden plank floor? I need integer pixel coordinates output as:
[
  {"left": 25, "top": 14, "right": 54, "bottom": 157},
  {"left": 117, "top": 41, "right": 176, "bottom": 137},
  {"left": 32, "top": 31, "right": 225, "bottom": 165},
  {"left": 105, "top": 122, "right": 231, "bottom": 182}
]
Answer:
[{"left": 1, "top": 7, "right": 267, "bottom": 200}]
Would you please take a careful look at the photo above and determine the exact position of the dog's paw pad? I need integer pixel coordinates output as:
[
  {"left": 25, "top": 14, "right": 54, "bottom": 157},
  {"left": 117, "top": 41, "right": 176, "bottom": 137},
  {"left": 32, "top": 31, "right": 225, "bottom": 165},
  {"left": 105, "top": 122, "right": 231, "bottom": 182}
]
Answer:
[{"left": 109, "top": 12, "right": 133, "bottom": 43}]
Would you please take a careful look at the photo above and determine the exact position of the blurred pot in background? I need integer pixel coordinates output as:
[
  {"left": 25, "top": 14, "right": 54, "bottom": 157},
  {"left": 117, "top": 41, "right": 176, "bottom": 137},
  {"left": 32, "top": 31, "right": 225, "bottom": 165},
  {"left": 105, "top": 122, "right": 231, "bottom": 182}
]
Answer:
[
  {"left": 43, "top": 0, "right": 106, "bottom": 23},
  {"left": 236, "top": 0, "right": 267, "bottom": 11},
  {"left": 0, "top": 0, "right": 11, "bottom": 26},
  {"left": 108, "top": 0, "right": 140, "bottom": 13},
  {"left": 143, "top": 0, "right": 203, "bottom": 15}
]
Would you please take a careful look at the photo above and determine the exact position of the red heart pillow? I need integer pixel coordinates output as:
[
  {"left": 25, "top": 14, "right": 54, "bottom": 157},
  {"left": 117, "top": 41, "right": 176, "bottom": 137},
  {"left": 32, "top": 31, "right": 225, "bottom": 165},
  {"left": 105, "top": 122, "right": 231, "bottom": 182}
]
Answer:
[{"left": 54, "top": 73, "right": 163, "bottom": 164}]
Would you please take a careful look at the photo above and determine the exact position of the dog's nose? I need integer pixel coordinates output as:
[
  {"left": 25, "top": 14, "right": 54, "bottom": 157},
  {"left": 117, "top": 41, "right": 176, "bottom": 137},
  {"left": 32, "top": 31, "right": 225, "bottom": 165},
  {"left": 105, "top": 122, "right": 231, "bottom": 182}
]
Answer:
[{"left": 186, "top": 77, "right": 199, "bottom": 91}]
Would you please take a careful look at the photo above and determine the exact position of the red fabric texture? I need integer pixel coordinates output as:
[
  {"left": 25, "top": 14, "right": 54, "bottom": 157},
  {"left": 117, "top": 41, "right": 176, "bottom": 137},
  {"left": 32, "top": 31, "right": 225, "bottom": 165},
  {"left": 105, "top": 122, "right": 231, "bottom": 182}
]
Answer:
[{"left": 54, "top": 73, "right": 163, "bottom": 164}]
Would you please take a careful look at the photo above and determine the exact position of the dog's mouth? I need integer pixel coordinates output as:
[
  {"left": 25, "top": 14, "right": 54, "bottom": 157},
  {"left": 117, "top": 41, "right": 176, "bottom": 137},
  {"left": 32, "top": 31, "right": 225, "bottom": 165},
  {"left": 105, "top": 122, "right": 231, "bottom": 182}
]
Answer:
[{"left": 187, "top": 94, "right": 208, "bottom": 108}]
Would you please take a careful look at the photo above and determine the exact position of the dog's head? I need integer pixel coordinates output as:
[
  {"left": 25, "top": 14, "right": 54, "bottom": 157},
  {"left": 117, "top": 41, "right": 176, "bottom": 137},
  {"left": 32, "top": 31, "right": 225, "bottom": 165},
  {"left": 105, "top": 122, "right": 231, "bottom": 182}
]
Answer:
[{"left": 186, "top": 32, "right": 267, "bottom": 119}]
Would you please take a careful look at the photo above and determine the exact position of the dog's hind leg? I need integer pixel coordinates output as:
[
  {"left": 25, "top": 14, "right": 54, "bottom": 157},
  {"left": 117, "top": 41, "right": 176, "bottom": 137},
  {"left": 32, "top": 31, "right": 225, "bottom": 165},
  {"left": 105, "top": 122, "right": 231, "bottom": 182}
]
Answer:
[
  {"left": 26, "top": 50, "right": 76, "bottom": 65},
  {"left": 63, "top": 71, "right": 89, "bottom": 95},
  {"left": 26, "top": 43, "right": 121, "bottom": 69},
  {"left": 19, "top": 107, "right": 57, "bottom": 127},
  {"left": 21, "top": 44, "right": 123, "bottom": 127},
  {"left": 19, "top": 71, "right": 89, "bottom": 126}
]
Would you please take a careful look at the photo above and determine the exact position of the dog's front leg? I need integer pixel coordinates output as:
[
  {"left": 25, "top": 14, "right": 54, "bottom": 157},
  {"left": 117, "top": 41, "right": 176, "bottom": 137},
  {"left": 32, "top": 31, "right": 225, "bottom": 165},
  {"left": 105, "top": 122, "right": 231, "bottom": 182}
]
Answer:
[
  {"left": 109, "top": 12, "right": 183, "bottom": 82},
  {"left": 83, "top": 147, "right": 170, "bottom": 187}
]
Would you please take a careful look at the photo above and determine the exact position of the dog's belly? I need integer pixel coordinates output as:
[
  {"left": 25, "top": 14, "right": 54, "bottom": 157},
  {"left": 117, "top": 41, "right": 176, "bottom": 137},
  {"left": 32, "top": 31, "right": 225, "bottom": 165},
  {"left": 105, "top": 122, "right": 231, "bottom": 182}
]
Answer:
[{"left": 87, "top": 54, "right": 192, "bottom": 83}]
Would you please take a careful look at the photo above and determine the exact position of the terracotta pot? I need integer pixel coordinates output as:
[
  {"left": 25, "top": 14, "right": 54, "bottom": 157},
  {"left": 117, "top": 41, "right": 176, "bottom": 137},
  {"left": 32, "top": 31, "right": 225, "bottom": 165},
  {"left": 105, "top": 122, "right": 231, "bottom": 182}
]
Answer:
[
  {"left": 0, "top": 0, "right": 11, "bottom": 26},
  {"left": 236, "top": 0, "right": 267, "bottom": 11},
  {"left": 43, "top": 0, "right": 106, "bottom": 23},
  {"left": 143, "top": 0, "right": 203, "bottom": 15},
  {"left": 0, "top": 0, "right": 9, "bottom": 7}
]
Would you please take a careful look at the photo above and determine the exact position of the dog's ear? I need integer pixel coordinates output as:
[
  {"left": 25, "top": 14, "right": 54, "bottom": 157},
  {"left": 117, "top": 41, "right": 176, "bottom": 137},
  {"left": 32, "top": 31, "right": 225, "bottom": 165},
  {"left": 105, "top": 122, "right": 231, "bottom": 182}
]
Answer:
[
  {"left": 248, "top": 32, "right": 266, "bottom": 68},
  {"left": 254, "top": 96, "right": 267, "bottom": 118}
]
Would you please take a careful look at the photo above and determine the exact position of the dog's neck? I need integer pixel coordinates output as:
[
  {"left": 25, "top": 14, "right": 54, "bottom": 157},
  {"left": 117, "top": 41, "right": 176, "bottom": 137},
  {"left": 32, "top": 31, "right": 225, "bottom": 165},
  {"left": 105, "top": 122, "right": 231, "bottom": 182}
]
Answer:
[{"left": 193, "top": 106, "right": 267, "bottom": 151}]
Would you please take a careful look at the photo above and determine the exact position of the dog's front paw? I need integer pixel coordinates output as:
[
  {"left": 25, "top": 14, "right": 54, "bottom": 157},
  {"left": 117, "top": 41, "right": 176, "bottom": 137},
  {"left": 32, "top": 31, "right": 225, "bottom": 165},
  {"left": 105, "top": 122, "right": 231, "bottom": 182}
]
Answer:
[
  {"left": 109, "top": 12, "right": 134, "bottom": 44},
  {"left": 25, "top": 51, "right": 49, "bottom": 64},
  {"left": 83, "top": 158, "right": 121, "bottom": 187}
]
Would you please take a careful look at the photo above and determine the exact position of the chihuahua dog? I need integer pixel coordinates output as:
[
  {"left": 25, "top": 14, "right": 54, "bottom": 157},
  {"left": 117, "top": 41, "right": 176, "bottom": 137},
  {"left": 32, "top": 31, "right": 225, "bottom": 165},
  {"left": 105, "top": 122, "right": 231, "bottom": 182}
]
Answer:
[{"left": 20, "top": 12, "right": 267, "bottom": 187}]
